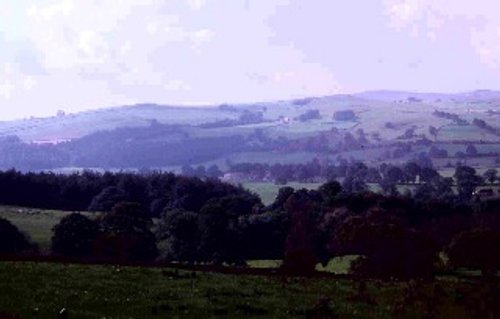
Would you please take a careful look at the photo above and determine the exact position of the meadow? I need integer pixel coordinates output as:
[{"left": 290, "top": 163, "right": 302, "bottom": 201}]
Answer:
[{"left": 0, "top": 261, "right": 494, "bottom": 319}]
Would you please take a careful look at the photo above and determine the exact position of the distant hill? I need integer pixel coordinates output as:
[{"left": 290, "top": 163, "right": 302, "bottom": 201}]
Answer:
[{"left": 0, "top": 91, "right": 498, "bottom": 172}]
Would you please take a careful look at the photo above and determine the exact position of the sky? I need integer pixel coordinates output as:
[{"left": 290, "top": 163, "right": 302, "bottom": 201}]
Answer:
[{"left": 1, "top": 0, "right": 500, "bottom": 120}]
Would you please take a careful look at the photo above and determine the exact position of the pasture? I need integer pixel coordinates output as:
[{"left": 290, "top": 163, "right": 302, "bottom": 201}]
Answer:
[{"left": 0, "top": 261, "right": 496, "bottom": 318}]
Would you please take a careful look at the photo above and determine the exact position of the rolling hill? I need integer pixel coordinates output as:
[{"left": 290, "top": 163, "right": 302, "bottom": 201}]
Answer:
[{"left": 0, "top": 91, "right": 498, "bottom": 172}]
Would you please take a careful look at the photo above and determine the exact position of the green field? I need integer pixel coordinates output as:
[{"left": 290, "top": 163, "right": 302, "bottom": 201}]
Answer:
[{"left": 0, "top": 262, "right": 494, "bottom": 318}]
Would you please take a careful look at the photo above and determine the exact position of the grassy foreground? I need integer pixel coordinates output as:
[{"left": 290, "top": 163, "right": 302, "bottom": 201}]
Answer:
[{"left": 0, "top": 262, "right": 496, "bottom": 318}]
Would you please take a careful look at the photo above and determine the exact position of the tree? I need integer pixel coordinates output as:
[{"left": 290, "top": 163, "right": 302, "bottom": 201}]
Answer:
[
  {"left": 51, "top": 213, "right": 99, "bottom": 258},
  {"left": 270, "top": 186, "right": 295, "bottom": 210},
  {"left": 206, "top": 164, "right": 223, "bottom": 178},
  {"left": 333, "top": 110, "right": 356, "bottom": 121},
  {"left": 379, "top": 178, "right": 398, "bottom": 196},
  {"left": 429, "top": 146, "right": 448, "bottom": 158},
  {"left": 465, "top": 144, "right": 478, "bottom": 157},
  {"left": 281, "top": 191, "right": 320, "bottom": 275},
  {"left": 403, "top": 162, "right": 421, "bottom": 184},
  {"left": 88, "top": 186, "right": 126, "bottom": 212},
  {"left": 181, "top": 165, "right": 195, "bottom": 177},
  {"left": 483, "top": 169, "right": 498, "bottom": 185},
  {"left": 197, "top": 194, "right": 260, "bottom": 264},
  {"left": 97, "top": 202, "right": 158, "bottom": 261},
  {"left": 385, "top": 166, "right": 404, "bottom": 184},
  {"left": 318, "top": 181, "right": 342, "bottom": 206},
  {"left": 454, "top": 165, "right": 483, "bottom": 201},
  {"left": 365, "top": 167, "right": 382, "bottom": 183},
  {"left": 420, "top": 167, "right": 439, "bottom": 183},
  {"left": 156, "top": 209, "right": 200, "bottom": 262},
  {"left": 240, "top": 210, "right": 290, "bottom": 260},
  {"left": 297, "top": 109, "right": 321, "bottom": 122},
  {"left": 330, "top": 216, "right": 438, "bottom": 279},
  {"left": 429, "top": 125, "right": 438, "bottom": 141},
  {"left": 446, "top": 228, "right": 500, "bottom": 277},
  {"left": 0, "top": 217, "right": 35, "bottom": 255},
  {"left": 342, "top": 176, "right": 367, "bottom": 194}
]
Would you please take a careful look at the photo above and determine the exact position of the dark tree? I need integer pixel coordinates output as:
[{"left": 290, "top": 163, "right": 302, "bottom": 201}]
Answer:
[
  {"left": 403, "top": 162, "right": 421, "bottom": 184},
  {"left": 342, "top": 176, "right": 367, "bottom": 194},
  {"left": 319, "top": 180, "right": 342, "bottom": 206},
  {"left": 454, "top": 165, "right": 483, "bottom": 201},
  {"left": 281, "top": 191, "right": 321, "bottom": 275},
  {"left": 0, "top": 217, "right": 35, "bottom": 255},
  {"left": 428, "top": 125, "right": 438, "bottom": 141},
  {"left": 270, "top": 186, "right": 295, "bottom": 210},
  {"left": 330, "top": 216, "right": 438, "bottom": 279},
  {"left": 333, "top": 110, "right": 356, "bottom": 121},
  {"left": 297, "top": 109, "right": 321, "bottom": 122},
  {"left": 420, "top": 167, "right": 440, "bottom": 183},
  {"left": 156, "top": 209, "right": 200, "bottom": 262},
  {"left": 483, "top": 169, "right": 498, "bottom": 185},
  {"left": 88, "top": 186, "right": 126, "bottom": 212},
  {"left": 446, "top": 228, "right": 500, "bottom": 277},
  {"left": 465, "top": 144, "right": 478, "bottom": 157},
  {"left": 198, "top": 194, "right": 260, "bottom": 264},
  {"left": 51, "top": 213, "right": 99, "bottom": 258},
  {"left": 206, "top": 164, "right": 223, "bottom": 178},
  {"left": 97, "top": 202, "right": 158, "bottom": 262}
]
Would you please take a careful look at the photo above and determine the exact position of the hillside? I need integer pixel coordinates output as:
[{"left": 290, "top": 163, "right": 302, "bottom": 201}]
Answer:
[{"left": 0, "top": 91, "right": 498, "bottom": 172}]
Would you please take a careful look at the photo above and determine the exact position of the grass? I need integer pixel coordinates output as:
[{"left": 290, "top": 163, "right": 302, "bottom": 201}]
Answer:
[
  {"left": 316, "top": 256, "right": 359, "bottom": 274},
  {"left": 0, "top": 206, "right": 95, "bottom": 251},
  {"left": 246, "top": 260, "right": 282, "bottom": 269},
  {"left": 0, "top": 261, "right": 493, "bottom": 318}
]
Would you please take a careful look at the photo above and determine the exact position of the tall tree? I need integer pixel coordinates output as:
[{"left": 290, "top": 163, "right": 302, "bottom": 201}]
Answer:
[{"left": 454, "top": 166, "right": 483, "bottom": 201}]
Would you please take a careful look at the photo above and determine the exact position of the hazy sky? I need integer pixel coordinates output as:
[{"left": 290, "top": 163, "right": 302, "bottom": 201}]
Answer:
[{"left": 1, "top": 0, "right": 500, "bottom": 120}]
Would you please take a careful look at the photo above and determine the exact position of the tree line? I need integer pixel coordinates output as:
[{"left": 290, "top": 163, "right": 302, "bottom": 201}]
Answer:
[
  {"left": 1, "top": 170, "right": 499, "bottom": 279},
  {"left": 0, "top": 169, "right": 255, "bottom": 215}
]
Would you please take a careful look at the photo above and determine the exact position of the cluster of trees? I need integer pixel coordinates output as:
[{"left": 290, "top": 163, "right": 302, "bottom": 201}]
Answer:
[
  {"left": 0, "top": 127, "right": 250, "bottom": 171},
  {"left": 0, "top": 170, "right": 255, "bottom": 216},
  {"left": 296, "top": 109, "right": 321, "bottom": 122},
  {"left": 52, "top": 202, "right": 157, "bottom": 262},
  {"left": 199, "top": 111, "right": 265, "bottom": 128},
  {"left": 229, "top": 159, "right": 493, "bottom": 201},
  {"left": 473, "top": 118, "right": 499, "bottom": 136},
  {"left": 433, "top": 110, "right": 468, "bottom": 125},
  {"left": 333, "top": 110, "right": 356, "bottom": 121},
  {"left": 1, "top": 172, "right": 499, "bottom": 279}
]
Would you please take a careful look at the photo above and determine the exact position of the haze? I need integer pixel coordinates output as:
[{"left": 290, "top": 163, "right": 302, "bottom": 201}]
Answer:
[{"left": 1, "top": 0, "right": 500, "bottom": 120}]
